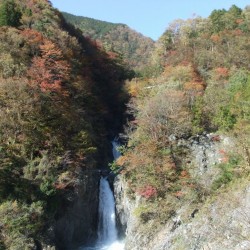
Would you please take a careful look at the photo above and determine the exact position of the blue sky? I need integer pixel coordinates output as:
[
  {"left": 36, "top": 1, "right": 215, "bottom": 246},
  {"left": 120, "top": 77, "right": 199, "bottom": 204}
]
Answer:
[{"left": 50, "top": 0, "right": 249, "bottom": 40}]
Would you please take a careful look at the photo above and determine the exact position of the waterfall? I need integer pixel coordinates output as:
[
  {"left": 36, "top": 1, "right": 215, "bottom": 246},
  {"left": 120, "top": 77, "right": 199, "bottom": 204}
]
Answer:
[
  {"left": 79, "top": 140, "right": 124, "bottom": 250},
  {"left": 97, "top": 176, "right": 118, "bottom": 245},
  {"left": 111, "top": 140, "right": 121, "bottom": 160}
]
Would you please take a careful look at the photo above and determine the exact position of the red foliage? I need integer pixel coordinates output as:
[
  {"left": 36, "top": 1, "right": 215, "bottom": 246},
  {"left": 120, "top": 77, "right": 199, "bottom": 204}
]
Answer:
[
  {"left": 21, "top": 29, "right": 44, "bottom": 45},
  {"left": 211, "top": 135, "right": 221, "bottom": 142},
  {"left": 215, "top": 67, "right": 229, "bottom": 77},
  {"left": 27, "top": 39, "right": 69, "bottom": 94},
  {"left": 173, "top": 191, "right": 184, "bottom": 198},
  {"left": 219, "top": 149, "right": 229, "bottom": 163},
  {"left": 137, "top": 185, "right": 157, "bottom": 199}
]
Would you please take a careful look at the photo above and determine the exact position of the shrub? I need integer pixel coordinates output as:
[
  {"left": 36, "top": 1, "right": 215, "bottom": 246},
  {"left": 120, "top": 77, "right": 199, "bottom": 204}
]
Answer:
[
  {"left": 191, "top": 96, "right": 205, "bottom": 133},
  {"left": 137, "top": 185, "right": 157, "bottom": 199},
  {"left": 212, "top": 154, "right": 241, "bottom": 190},
  {"left": 213, "top": 106, "right": 236, "bottom": 131},
  {"left": 134, "top": 205, "right": 155, "bottom": 223}
]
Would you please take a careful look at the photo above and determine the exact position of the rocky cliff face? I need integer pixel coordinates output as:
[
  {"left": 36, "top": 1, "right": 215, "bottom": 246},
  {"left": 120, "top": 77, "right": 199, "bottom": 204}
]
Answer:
[
  {"left": 114, "top": 175, "right": 139, "bottom": 238},
  {"left": 180, "top": 133, "right": 235, "bottom": 188},
  {"left": 54, "top": 171, "right": 100, "bottom": 250},
  {"left": 114, "top": 174, "right": 153, "bottom": 249},
  {"left": 150, "top": 179, "right": 250, "bottom": 250},
  {"left": 114, "top": 134, "right": 250, "bottom": 250}
]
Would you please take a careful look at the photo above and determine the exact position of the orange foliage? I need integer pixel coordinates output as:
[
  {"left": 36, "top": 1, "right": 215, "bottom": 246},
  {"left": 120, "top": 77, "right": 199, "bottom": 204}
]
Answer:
[
  {"left": 173, "top": 191, "right": 185, "bottom": 198},
  {"left": 126, "top": 78, "right": 149, "bottom": 97},
  {"left": 182, "top": 65, "right": 206, "bottom": 95},
  {"left": 214, "top": 67, "right": 229, "bottom": 80},
  {"left": 184, "top": 82, "right": 205, "bottom": 91},
  {"left": 180, "top": 170, "right": 189, "bottom": 179},
  {"left": 106, "top": 51, "right": 119, "bottom": 60},
  {"left": 232, "top": 29, "right": 243, "bottom": 36},
  {"left": 215, "top": 67, "right": 229, "bottom": 76},
  {"left": 236, "top": 19, "right": 244, "bottom": 24},
  {"left": 116, "top": 155, "right": 127, "bottom": 166},
  {"left": 128, "top": 83, "right": 139, "bottom": 97},
  {"left": 163, "top": 64, "right": 205, "bottom": 96},
  {"left": 210, "top": 34, "right": 221, "bottom": 43},
  {"left": 163, "top": 65, "right": 180, "bottom": 77},
  {"left": 54, "top": 182, "right": 72, "bottom": 190}
]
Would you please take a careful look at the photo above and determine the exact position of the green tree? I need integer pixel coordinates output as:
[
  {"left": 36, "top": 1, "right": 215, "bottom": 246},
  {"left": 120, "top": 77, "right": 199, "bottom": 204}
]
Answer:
[
  {"left": 209, "top": 9, "right": 227, "bottom": 33},
  {"left": 0, "top": 0, "right": 21, "bottom": 27},
  {"left": 223, "top": 5, "right": 242, "bottom": 30}
]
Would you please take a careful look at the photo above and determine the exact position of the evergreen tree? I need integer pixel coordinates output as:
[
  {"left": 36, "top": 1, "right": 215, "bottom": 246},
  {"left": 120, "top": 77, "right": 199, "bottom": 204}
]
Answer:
[
  {"left": 209, "top": 9, "right": 227, "bottom": 33},
  {"left": 0, "top": 0, "right": 21, "bottom": 27},
  {"left": 224, "top": 5, "right": 243, "bottom": 30}
]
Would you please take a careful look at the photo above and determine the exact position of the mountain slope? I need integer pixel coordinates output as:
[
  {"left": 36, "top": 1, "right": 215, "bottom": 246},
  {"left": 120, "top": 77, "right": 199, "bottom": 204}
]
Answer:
[
  {"left": 114, "top": 4, "right": 250, "bottom": 250},
  {"left": 0, "top": 0, "right": 131, "bottom": 248},
  {"left": 62, "top": 12, "right": 155, "bottom": 72}
]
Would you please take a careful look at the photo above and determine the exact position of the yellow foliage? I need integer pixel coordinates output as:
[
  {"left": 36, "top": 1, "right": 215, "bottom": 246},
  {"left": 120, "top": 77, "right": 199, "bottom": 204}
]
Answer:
[
  {"left": 184, "top": 82, "right": 205, "bottom": 91},
  {"left": 116, "top": 155, "right": 127, "bottom": 166}
]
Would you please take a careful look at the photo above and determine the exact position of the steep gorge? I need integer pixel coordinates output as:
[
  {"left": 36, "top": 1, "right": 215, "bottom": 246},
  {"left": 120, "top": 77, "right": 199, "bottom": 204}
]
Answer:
[{"left": 0, "top": 1, "right": 249, "bottom": 250}]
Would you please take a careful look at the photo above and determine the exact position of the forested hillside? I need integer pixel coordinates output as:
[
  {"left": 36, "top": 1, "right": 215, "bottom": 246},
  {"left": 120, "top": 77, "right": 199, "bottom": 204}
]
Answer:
[
  {"left": 0, "top": 0, "right": 130, "bottom": 248},
  {"left": 114, "top": 5, "right": 250, "bottom": 249},
  {"left": 0, "top": 0, "right": 250, "bottom": 249},
  {"left": 62, "top": 12, "right": 155, "bottom": 72},
  {"left": 122, "top": 4, "right": 250, "bottom": 191}
]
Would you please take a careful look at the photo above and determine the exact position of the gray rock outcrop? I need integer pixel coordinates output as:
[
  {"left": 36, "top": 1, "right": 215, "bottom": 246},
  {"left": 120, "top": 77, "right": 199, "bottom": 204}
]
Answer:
[
  {"left": 114, "top": 134, "right": 250, "bottom": 250},
  {"left": 54, "top": 171, "right": 100, "bottom": 249}
]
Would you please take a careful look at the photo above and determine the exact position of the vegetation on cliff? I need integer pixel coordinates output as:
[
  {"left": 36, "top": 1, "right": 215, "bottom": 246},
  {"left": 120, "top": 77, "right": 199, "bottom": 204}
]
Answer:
[
  {"left": 0, "top": 0, "right": 131, "bottom": 248},
  {"left": 115, "top": 4, "right": 250, "bottom": 240}
]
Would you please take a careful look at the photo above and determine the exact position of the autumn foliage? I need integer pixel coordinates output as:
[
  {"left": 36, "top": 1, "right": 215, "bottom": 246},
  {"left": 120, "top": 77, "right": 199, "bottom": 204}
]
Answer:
[
  {"left": 0, "top": 0, "right": 131, "bottom": 248},
  {"left": 118, "top": 4, "right": 250, "bottom": 231},
  {"left": 28, "top": 39, "right": 69, "bottom": 93},
  {"left": 137, "top": 185, "right": 157, "bottom": 199}
]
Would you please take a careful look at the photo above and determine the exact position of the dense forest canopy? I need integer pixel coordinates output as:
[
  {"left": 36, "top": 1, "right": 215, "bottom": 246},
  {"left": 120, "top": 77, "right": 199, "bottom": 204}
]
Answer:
[
  {"left": 62, "top": 12, "right": 155, "bottom": 73},
  {"left": 0, "top": 0, "right": 131, "bottom": 248},
  {"left": 115, "top": 3, "right": 250, "bottom": 234}
]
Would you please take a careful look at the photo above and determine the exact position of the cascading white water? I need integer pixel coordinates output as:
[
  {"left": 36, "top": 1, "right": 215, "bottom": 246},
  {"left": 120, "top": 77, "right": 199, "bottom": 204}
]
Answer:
[
  {"left": 79, "top": 140, "right": 124, "bottom": 250},
  {"left": 112, "top": 140, "right": 121, "bottom": 160},
  {"left": 97, "top": 176, "right": 118, "bottom": 245}
]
